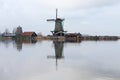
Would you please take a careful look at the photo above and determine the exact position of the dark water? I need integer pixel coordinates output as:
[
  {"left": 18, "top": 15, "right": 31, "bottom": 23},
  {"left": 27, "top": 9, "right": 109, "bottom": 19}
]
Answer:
[{"left": 0, "top": 40, "right": 120, "bottom": 80}]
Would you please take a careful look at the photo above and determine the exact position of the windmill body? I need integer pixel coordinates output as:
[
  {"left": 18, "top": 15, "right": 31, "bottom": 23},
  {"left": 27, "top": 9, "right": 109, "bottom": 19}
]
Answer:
[{"left": 47, "top": 9, "right": 66, "bottom": 36}]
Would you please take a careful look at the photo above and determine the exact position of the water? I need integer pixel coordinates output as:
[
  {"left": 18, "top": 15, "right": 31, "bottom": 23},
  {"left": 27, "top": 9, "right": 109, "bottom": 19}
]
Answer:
[{"left": 0, "top": 40, "right": 120, "bottom": 80}]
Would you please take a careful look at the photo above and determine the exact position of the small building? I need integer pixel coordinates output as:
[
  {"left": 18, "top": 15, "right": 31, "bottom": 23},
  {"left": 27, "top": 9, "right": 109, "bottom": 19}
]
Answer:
[
  {"left": 65, "top": 33, "right": 82, "bottom": 42},
  {"left": 21, "top": 32, "right": 37, "bottom": 40},
  {"left": 65, "top": 33, "right": 81, "bottom": 37},
  {"left": 2, "top": 33, "right": 16, "bottom": 37}
]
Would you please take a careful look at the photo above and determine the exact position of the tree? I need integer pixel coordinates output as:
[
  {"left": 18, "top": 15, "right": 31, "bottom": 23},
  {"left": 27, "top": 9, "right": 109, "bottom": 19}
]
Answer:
[
  {"left": 13, "top": 28, "right": 17, "bottom": 34},
  {"left": 15, "top": 26, "right": 23, "bottom": 35},
  {"left": 4, "top": 28, "right": 10, "bottom": 34}
]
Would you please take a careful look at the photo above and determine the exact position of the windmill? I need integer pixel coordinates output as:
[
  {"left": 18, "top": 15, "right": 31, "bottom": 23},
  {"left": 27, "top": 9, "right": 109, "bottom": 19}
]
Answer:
[{"left": 47, "top": 9, "right": 67, "bottom": 36}]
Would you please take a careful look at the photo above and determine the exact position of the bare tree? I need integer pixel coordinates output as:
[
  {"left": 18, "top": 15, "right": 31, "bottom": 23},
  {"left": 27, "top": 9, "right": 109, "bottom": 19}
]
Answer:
[
  {"left": 4, "top": 28, "right": 10, "bottom": 34},
  {"left": 13, "top": 28, "right": 17, "bottom": 34}
]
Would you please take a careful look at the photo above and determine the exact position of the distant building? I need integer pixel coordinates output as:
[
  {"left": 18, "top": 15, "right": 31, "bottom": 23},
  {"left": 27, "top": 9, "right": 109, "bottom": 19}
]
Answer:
[
  {"left": 2, "top": 33, "right": 15, "bottom": 37},
  {"left": 65, "top": 33, "right": 82, "bottom": 42},
  {"left": 2, "top": 28, "right": 15, "bottom": 37},
  {"left": 21, "top": 32, "right": 37, "bottom": 40}
]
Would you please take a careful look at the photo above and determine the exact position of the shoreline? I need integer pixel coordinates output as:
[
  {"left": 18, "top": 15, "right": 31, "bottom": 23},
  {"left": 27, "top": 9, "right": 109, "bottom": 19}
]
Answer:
[
  {"left": 0, "top": 35, "right": 120, "bottom": 42},
  {"left": 37, "top": 35, "right": 120, "bottom": 42}
]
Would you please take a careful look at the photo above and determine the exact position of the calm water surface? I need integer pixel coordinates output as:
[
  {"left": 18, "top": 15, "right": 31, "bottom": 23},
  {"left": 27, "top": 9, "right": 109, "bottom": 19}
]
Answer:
[{"left": 0, "top": 40, "right": 120, "bottom": 80}]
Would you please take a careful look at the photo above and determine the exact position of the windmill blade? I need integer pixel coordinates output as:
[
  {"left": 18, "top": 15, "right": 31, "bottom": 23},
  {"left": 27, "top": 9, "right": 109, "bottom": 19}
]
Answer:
[
  {"left": 47, "top": 19, "right": 55, "bottom": 21},
  {"left": 61, "top": 18, "right": 65, "bottom": 21},
  {"left": 56, "top": 8, "right": 58, "bottom": 19}
]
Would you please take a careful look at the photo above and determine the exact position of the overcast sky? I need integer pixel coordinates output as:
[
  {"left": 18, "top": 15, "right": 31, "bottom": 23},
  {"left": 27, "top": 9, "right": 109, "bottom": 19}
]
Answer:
[{"left": 0, "top": 0, "right": 120, "bottom": 36}]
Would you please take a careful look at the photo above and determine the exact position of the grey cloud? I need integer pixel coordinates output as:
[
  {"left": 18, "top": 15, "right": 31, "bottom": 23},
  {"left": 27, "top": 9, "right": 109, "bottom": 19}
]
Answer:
[
  {"left": 74, "top": 0, "right": 120, "bottom": 9},
  {"left": 0, "top": 0, "right": 4, "bottom": 8},
  {"left": 0, "top": 0, "right": 120, "bottom": 35}
]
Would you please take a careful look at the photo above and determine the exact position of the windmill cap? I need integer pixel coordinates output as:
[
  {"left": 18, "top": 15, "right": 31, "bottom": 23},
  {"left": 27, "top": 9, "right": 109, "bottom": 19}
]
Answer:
[{"left": 56, "top": 18, "right": 64, "bottom": 21}]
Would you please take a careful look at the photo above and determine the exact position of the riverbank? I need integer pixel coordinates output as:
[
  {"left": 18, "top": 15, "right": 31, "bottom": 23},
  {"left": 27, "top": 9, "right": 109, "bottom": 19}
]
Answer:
[
  {"left": 36, "top": 35, "right": 120, "bottom": 42},
  {"left": 0, "top": 35, "right": 120, "bottom": 42}
]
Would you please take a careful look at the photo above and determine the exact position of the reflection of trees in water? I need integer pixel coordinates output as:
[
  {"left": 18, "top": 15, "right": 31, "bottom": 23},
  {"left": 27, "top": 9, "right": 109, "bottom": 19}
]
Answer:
[
  {"left": 15, "top": 40, "right": 22, "bottom": 51},
  {"left": 15, "top": 39, "right": 37, "bottom": 51},
  {"left": 0, "top": 39, "right": 14, "bottom": 48},
  {"left": 0, "top": 39, "right": 37, "bottom": 51}
]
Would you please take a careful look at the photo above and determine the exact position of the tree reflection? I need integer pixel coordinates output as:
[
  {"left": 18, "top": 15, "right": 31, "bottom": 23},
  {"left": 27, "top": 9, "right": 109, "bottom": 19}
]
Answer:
[
  {"left": 0, "top": 39, "right": 37, "bottom": 51},
  {"left": 15, "top": 39, "right": 37, "bottom": 51},
  {"left": 15, "top": 40, "right": 22, "bottom": 51}
]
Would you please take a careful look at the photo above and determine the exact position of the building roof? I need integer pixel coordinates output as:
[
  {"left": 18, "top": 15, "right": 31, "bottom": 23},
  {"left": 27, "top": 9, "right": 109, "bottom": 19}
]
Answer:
[{"left": 22, "top": 32, "right": 35, "bottom": 36}]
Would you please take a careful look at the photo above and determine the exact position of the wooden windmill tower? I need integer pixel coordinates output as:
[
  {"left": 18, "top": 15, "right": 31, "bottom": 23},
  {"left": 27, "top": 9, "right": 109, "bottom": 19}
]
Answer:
[{"left": 47, "top": 9, "right": 67, "bottom": 36}]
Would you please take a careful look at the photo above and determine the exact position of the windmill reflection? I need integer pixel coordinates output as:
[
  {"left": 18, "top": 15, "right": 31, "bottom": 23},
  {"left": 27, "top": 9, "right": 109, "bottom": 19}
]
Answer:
[
  {"left": 47, "top": 40, "right": 64, "bottom": 70},
  {"left": 54, "top": 41, "right": 64, "bottom": 59}
]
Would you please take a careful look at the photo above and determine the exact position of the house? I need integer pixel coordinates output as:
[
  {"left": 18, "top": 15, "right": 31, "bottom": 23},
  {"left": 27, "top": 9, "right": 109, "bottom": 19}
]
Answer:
[
  {"left": 2, "top": 33, "right": 16, "bottom": 37},
  {"left": 64, "top": 33, "right": 82, "bottom": 42},
  {"left": 21, "top": 32, "right": 37, "bottom": 40}
]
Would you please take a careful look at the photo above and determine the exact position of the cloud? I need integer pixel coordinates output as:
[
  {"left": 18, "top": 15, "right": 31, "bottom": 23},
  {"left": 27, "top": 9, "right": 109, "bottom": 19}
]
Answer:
[
  {"left": 41, "top": 0, "right": 120, "bottom": 9},
  {"left": 84, "top": 0, "right": 120, "bottom": 8},
  {"left": 0, "top": 0, "right": 120, "bottom": 35},
  {"left": 0, "top": 0, "right": 4, "bottom": 8}
]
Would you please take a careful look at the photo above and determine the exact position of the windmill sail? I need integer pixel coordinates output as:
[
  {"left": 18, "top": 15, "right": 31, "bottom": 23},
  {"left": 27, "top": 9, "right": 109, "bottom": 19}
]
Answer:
[
  {"left": 56, "top": 9, "right": 58, "bottom": 19},
  {"left": 47, "top": 19, "right": 55, "bottom": 21}
]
